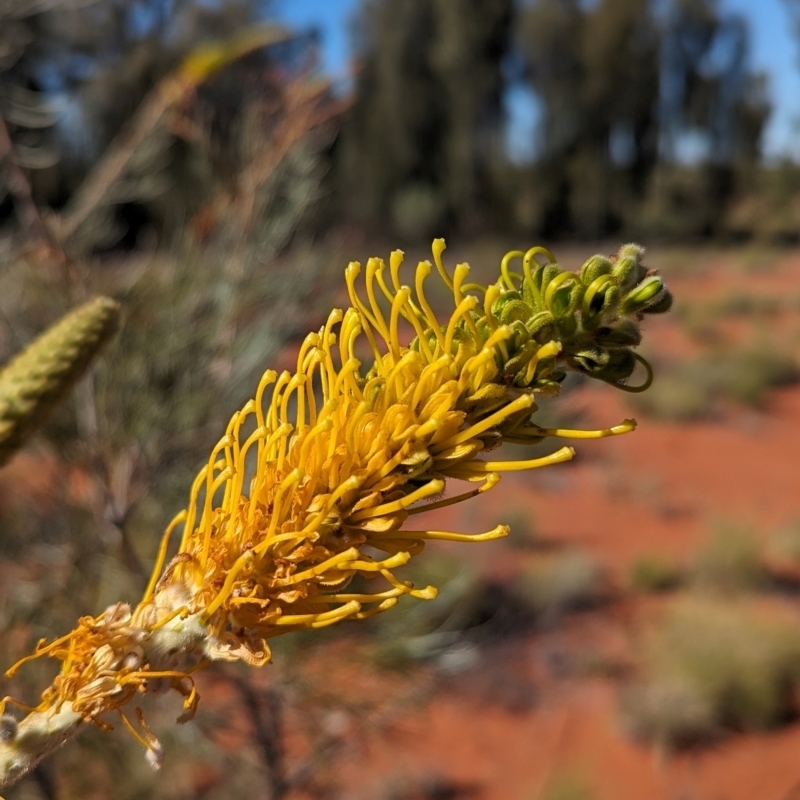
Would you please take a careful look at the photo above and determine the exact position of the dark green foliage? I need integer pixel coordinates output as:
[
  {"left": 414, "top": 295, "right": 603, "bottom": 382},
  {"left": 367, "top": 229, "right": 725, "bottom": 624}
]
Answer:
[
  {"left": 334, "top": 0, "right": 513, "bottom": 236},
  {"left": 333, "top": 0, "right": 777, "bottom": 240}
]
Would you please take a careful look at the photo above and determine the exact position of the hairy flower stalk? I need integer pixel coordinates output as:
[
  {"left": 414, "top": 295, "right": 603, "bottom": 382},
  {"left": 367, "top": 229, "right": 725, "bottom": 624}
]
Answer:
[{"left": 0, "top": 241, "right": 671, "bottom": 788}]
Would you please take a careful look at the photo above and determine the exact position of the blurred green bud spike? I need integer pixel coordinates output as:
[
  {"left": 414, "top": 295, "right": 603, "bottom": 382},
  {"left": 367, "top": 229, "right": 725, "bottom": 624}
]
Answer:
[
  {"left": 0, "top": 297, "right": 120, "bottom": 466},
  {"left": 621, "top": 276, "right": 665, "bottom": 315},
  {"left": 579, "top": 255, "right": 613, "bottom": 286}
]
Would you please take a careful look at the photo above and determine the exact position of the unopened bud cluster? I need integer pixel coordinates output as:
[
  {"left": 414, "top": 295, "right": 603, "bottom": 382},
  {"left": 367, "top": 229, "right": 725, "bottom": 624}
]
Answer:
[{"left": 470, "top": 242, "right": 671, "bottom": 392}]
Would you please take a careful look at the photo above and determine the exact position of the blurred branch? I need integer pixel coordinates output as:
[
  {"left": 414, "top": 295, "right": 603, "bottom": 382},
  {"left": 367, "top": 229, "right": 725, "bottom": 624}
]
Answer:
[
  {"left": 52, "top": 24, "right": 293, "bottom": 244},
  {"left": 0, "top": 115, "right": 66, "bottom": 275},
  {"left": 227, "top": 671, "right": 287, "bottom": 800},
  {"left": 209, "top": 77, "right": 347, "bottom": 382}
]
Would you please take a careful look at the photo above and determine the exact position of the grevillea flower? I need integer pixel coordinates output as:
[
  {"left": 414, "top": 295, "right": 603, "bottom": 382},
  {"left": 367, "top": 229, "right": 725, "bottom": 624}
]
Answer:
[{"left": 0, "top": 240, "right": 671, "bottom": 787}]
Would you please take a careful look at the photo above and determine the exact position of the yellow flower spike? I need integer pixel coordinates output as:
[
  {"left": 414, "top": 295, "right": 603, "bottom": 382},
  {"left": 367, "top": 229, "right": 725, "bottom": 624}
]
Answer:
[
  {"left": 199, "top": 466, "right": 233, "bottom": 567},
  {"left": 272, "top": 601, "right": 362, "bottom": 627},
  {"left": 201, "top": 549, "right": 256, "bottom": 620},
  {"left": 444, "top": 295, "right": 480, "bottom": 356},
  {"left": 407, "top": 472, "right": 500, "bottom": 515},
  {"left": 372, "top": 258, "right": 397, "bottom": 306},
  {"left": 1, "top": 239, "right": 670, "bottom": 791},
  {"left": 520, "top": 339, "right": 563, "bottom": 386}
]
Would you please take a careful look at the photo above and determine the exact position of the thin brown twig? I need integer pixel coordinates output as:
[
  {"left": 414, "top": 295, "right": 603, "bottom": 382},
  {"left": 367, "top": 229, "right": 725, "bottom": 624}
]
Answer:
[
  {"left": 0, "top": 115, "right": 72, "bottom": 286},
  {"left": 53, "top": 26, "right": 293, "bottom": 244}
]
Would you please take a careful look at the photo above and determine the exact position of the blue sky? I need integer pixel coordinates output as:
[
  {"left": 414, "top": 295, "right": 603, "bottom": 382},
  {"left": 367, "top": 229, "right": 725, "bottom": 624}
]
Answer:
[{"left": 277, "top": 0, "right": 800, "bottom": 162}]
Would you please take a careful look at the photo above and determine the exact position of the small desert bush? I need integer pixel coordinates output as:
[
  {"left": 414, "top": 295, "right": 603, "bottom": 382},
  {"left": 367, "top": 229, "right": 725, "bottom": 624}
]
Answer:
[
  {"left": 503, "top": 505, "right": 540, "bottom": 549},
  {"left": 622, "top": 598, "right": 800, "bottom": 748},
  {"left": 767, "top": 519, "right": 800, "bottom": 564},
  {"left": 538, "top": 770, "right": 595, "bottom": 800},
  {"left": 631, "top": 339, "right": 798, "bottom": 420},
  {"left": 629, "top": 361, "right": 711, "bottom": 421},
  {"left": 369, "top": 555, "right": 482, "bottom": 667},
  {"left": 628, "top": 555, "right": 682, "bottom": 593},
  {"left": 517, "top": 551, "right": 606, "bottom": 618},
  {"left": 716, "top": 344, "right": 798, "bottom": 406},
  {"left": 690, "top": 523, "right": 766, "bottom": 594}
]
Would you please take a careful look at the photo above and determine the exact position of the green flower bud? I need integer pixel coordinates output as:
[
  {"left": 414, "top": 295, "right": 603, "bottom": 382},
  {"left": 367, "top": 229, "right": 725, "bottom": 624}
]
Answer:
[
  {"left": 582, "top": 278, "right": 620, "bottom": 328},
  {"left": 535, "top": 372, "right": 566, "bottom": 397},
  {"left": 569, "top": 347, "right": 610, "bottom": 374},
  {"left": 618, "top": 243, "right": 645, "bottom": 260},
  {"left": 462, "top": 383, "right": 510, "bottom": 414},
  {"left": 555, "top": 313, "right": 578, "bottom": 338},
  {"left": 644, "top": 288, "right": 673, "bottom": 315},
  {"left": 612, "top": 243, "right": 646, "bottom": 292},
  {"left": 508, "top": 319, "right": 531, "bottom": 349},
  {"left": 544, "top": 272, "right": 584, "bottom": 321},
  {"left": 503, "top": 340, "right": 538, "bottom": 382},
  {"left": 533, "top": 356, "right": 558, "bottom": 381},
  {"left": 594, "top": 348, "right": 637, "bottom": 384},
  {"left": 579, "top": 255, "right": 613, "bottom": 286},
  {"left": 621, "top": 276, "right": 665, "bottom": 315},
  {"left": 527, "top": 263, "right": 563, "bottom": 304},
  {"left": 596, "top": 319, "right": 642, "bottom": 348},
  {"left": 492, "top": 291, "right": 534, "bottom": 327},
  {"left": 525, "top": 310, "right": 557, "bottom": 344}
]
